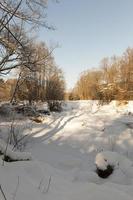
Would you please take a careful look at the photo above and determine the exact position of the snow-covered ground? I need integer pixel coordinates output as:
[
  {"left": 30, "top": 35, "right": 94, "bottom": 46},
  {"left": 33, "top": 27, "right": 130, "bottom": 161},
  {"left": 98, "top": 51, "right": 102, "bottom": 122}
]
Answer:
[{"left": 0, "top": 100, "right": 133, "bottom": 200}]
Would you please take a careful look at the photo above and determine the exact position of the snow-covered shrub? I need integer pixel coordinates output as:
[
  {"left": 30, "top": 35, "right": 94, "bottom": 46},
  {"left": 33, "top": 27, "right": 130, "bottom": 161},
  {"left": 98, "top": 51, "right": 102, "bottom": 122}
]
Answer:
[
  {"left": 37, "top": 109, "right": 50, "bottom": 115},
  {"left": 0, "top": 138, "right": 31, "bottom": 162},
  {"left": 48, "top": 101, "right": 62, "bottom": 112},
  {"left": 0, "top": 103, "right": 13, "bottom": 117},
  {"left": 0, "top": 117, "right": 32, "bottom": 163},
  {"left": 15, "top": 105, "right": 37, "bottom": 116},
  {"left": 95, "top": 151, "right": 133, "bottom": 179},
  {"left": 36, "top": 102, "right": 50, "bottom": 115},
  {"left": 3, "top": 151, "right": 31, "bottom": 162},
  {"left": 4, "top": 120, "right": 29, "bottom": 152},
  {"left": 1, "top": 118, "right": 31, "bottom": 152},
  {"left": 95, "top": 151, "right": 115, "bottom": 178}
]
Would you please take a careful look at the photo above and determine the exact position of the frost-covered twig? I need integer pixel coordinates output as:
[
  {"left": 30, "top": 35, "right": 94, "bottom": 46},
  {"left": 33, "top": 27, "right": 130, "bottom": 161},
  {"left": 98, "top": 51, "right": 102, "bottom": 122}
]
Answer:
[
  {"left": 0, "top": 185, "right": 7, "bottom": 200},
  {"left": 12, "top": 176, "right": 19, "bottom": 200},
  {"left": 2, "top": 129, "right": 11, "bottom": 166},
  {"left": 12, "top": 134, "right": 29, "bottom": 151},
  {"left": 3, "top": 113, "right": 16, "bottom": 166}
]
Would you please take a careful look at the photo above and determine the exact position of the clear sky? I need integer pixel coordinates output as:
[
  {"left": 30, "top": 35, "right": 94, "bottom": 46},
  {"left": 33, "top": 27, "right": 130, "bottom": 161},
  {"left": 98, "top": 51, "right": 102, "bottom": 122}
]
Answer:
[{"left": 38, "top": 0, "right": 133, "bottom": 89}]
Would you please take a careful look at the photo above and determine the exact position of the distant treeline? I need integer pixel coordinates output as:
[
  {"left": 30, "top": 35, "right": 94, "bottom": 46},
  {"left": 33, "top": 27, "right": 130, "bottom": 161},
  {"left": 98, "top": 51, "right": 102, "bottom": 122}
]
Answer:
[{"left": 69, "top": 48, "right": 133, "bottom": 102}]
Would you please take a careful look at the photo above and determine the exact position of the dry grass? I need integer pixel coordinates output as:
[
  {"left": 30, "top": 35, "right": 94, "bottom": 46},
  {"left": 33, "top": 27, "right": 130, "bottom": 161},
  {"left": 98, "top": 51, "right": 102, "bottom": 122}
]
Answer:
[{"left": 116, "top": 100, "right": 128, "bottom": 107}]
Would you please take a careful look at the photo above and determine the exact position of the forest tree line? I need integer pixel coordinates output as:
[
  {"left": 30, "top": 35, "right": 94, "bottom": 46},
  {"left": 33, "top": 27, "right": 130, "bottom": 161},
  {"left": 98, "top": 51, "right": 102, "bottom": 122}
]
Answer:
[{"left": 70, "top": 48, "right": 133, "bottom": 102}]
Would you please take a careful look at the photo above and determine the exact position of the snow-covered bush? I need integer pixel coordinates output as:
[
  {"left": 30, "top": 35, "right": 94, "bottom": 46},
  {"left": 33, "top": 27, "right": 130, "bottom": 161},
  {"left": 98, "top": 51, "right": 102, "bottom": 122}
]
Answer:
[
  {"left": 0, "top": 138, "right": 31, "bottom": 162},
  {"left": 0, "top": 103, "right": 13, "bottom": 117},
  {"left": 48, "top": 101, "right": 62, "bottom": 112},
  {"left": 15, "top": 105, "right": 37, "bottom": 116},
  {"left": 95, "top": 151, "right": 133, "bottom": 179},
  {"left": 95, "top": 151, "right": 115, "bottom": 178}
]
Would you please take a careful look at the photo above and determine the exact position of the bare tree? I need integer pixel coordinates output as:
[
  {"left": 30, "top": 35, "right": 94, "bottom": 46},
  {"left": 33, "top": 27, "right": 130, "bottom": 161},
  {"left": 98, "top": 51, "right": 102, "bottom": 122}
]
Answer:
[
  {"left": 74, "top": 48, "right": 133, "bottom": 101},
  {"left": 13, "top": 41, "right": 62, "bottom": 104},
  {"left": 0, "top": 0, "right": 52, "bottom": 32},
  {"left": 0, "top": 0, "right": 56, "bottom": 75}
]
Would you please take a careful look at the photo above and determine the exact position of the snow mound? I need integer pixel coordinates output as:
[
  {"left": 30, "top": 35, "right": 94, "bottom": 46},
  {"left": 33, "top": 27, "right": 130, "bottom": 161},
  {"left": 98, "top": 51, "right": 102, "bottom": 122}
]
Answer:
[
  {"left": 95, "top": 151, "right": 133, "bottom": 181},
  {"left": 95, "top": 151, "right": 133, "bottom": 170}
]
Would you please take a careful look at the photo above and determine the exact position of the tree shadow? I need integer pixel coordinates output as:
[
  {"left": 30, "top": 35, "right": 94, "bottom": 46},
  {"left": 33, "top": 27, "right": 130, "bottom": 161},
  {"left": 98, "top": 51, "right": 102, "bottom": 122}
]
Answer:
[
  {"left": 50, "top": 112, "right": 133, "bottom": 154},
  {"left": 28, "top": 112, "right": 84, "bottom": 142}
]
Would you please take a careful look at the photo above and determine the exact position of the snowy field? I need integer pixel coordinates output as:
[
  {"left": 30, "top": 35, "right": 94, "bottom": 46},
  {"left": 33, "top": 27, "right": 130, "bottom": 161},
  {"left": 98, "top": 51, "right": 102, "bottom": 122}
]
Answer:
[{"left": 0, "top": 100, "right": 133, "bottom": 200}]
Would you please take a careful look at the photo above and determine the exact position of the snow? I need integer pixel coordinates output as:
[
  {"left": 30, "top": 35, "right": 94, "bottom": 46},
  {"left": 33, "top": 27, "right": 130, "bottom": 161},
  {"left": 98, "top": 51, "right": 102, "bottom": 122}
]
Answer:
[
  {"left": 0, "top": 138, "right": 32, "bottom": 161},
  {"left": 0, "top": 100, "right": 133, "bottom": 199},
  {"left": 95, "top": 151, "right": 131, "bottom": 170}
]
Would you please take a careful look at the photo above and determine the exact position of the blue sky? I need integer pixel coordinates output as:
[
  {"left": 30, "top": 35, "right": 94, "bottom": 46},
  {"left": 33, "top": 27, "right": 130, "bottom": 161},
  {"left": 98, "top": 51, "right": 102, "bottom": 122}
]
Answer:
[{"left": 38, "top": 0, "right": 133, "bottom": 89}]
